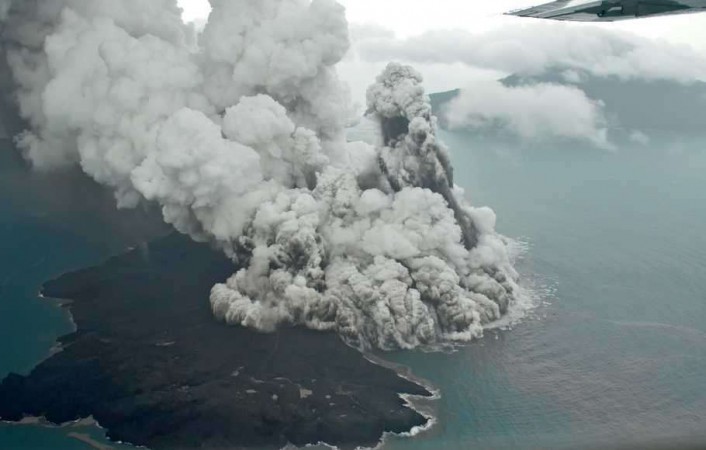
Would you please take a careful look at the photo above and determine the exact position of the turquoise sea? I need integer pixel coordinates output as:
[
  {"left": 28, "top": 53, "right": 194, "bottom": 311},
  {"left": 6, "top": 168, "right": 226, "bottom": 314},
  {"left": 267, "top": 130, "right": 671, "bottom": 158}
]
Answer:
[
  {"left": 0, "top": 143, "right": 164, "bottom": 449},
  {"left": 2, "top": 128, "right": 706, "bottom": 449}
]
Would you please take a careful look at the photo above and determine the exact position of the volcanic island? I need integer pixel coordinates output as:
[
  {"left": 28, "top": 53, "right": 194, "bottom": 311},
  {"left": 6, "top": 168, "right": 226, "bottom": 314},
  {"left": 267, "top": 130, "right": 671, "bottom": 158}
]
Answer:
[{"left": 0, "top": 233, "right": 432, "bottom": 450}]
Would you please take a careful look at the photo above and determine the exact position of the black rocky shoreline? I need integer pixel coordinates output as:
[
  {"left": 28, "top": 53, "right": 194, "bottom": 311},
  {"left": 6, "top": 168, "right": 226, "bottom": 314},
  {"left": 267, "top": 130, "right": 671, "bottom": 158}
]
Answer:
[{"left": 0, "top": 233, "right": 432, "bottom": 450}]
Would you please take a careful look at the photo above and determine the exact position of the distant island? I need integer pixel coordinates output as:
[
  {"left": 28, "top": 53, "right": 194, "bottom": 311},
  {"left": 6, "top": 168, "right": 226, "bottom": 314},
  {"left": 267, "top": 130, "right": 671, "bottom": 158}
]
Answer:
[{"left": 0, "top": 233, "right": 431, "bottom": 450}]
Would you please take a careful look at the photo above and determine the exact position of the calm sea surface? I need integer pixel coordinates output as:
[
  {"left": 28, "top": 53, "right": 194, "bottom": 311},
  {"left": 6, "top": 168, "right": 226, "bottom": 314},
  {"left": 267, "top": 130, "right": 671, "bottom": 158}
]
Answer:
[
  {"left": 2, "top": 129, "right": 706, "bottom": 449},
  {"left": 381, "top": 130, "right": 706, "bottom": 449}
]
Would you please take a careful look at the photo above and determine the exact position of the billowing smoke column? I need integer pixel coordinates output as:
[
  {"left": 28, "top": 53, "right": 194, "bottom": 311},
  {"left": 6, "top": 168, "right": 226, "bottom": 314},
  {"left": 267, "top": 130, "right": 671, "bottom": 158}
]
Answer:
[
  {"left": 367, "top": 63, "right": 478, "bottom": 250},
  {"left": 1, "top": 0, "right": 519, "bottom": 350}
]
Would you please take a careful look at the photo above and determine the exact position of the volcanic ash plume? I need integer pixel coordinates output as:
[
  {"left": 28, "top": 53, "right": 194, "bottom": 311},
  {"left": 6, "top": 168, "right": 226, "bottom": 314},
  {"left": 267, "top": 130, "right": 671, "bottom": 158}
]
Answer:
[{"left": 2, "top": 0, "right": 519, "bottom": 350}]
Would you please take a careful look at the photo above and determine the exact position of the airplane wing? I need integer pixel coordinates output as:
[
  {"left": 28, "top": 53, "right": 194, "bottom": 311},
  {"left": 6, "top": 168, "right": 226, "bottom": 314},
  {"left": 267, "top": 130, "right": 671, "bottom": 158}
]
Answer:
[{"left": 506, "top": 0, "right": 706, "bottom": 21}]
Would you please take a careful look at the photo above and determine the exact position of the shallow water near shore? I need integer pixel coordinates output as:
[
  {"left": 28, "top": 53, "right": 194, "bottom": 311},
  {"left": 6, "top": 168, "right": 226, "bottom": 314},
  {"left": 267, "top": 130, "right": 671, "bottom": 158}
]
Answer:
[
  {"left": 2, "top": 128, "right": 706, "bottom": 449},
  {"left": 0, "top": 142, "right": 165, "bottom": 449}
]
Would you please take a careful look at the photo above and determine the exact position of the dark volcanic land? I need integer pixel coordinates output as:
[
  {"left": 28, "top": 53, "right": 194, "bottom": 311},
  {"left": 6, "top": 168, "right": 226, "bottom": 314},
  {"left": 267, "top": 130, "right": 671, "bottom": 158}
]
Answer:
[{"left": 0, "top": 233, "right": 431, "bottom": 450}]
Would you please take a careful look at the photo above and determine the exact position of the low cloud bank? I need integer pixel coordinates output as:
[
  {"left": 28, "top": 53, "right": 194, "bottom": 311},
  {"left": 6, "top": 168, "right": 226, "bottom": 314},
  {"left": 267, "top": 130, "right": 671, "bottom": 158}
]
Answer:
[
  {"left": 356, "top": 24, "right": 706, "bottom": 83},
  {"left": 444, "top": 80, "right": 610, "bottom": 148},
  {"left": 350, "top": 22, "right": 706, "bottom": 147}
]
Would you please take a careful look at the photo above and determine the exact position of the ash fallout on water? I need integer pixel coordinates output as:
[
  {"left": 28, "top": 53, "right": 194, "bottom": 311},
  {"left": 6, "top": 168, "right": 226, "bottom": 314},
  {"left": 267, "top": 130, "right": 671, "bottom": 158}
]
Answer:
[{"left": 0, "top": 0, "right": 520, "bottom": 350}]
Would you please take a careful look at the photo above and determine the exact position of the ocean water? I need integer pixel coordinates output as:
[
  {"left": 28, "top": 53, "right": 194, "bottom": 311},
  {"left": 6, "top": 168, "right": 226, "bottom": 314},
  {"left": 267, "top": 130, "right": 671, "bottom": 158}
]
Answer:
[
  {"left": 0, "top": 143, "right": 164, "bottom": 449},
  {"left": 381, "top": 131, "right": 706, "bottom": 449},
  {"left": 2, "top": 129, "right": 706, "bottom": 449}
]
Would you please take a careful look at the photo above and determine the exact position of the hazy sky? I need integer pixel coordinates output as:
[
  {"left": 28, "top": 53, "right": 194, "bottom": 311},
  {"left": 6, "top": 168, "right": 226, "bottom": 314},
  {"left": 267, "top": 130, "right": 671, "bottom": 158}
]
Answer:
[
  {"left": 178, "top": 0, "right": 706, "bottom": 46},
  {"left": 177, "top": 0, "right": 706, "bottom": 105}
]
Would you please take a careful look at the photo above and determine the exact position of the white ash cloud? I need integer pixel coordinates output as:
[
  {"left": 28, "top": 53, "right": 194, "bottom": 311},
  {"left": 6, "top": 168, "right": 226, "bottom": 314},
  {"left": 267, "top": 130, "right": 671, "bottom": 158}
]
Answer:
[
  {"left": 346, "top": 22, "right": 706, "bottom": 147},
  {"left": 445, "top": 80, "right": 611, "bottom": 148},
  {"left": 356, "top": 24, "right": 706, "bottom": 83},
  {"left": 212, "top": 64, "right": 518, "bottom": 349},
  {"left": 2, "top": 0, "right": 520, "bottom": 350},
  {"left": 0, "top": 0, "right": 10, "bottom": 21}
]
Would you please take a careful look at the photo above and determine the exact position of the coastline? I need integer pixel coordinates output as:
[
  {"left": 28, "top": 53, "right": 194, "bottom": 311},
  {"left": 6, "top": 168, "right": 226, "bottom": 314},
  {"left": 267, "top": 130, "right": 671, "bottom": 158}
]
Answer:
[
  {"left": 1, "top": 416, "right": 119, "bottom": 450},
  {"left": 363, "top": 354, "right": 440, "bottom": 450},
  {"left": 0, "top": 233, "right": 434, "bottom": 450},
  {"left": 2, "top": 350, "right": 440, "bottom": 450}
]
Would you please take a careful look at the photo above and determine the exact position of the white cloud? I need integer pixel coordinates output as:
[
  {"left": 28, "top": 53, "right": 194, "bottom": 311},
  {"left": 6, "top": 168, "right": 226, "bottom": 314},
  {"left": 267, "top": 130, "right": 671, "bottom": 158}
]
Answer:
[
  {"left": 338, "top": 57, "right": 503, "bottom": 112},
  {"left": 356, "top": 24, "right": 706, "bottom": 83},
  {"left": 336, "top": 0, "right": 706, "bottom": 48},
  {"left": 6, "top": 0, "right": 521, "bottom": 350},
  {"left": 12, "top": 0, "right": 704, "bottom": 352},
  {"left": 177, "top": 0, "right": 210, "bottom": 24},
  {"left": 628, "top": 130, "right": 650, "bottom": 146},
  {"left": 444, "top": 80, "right": 611, "bottom": 148}
]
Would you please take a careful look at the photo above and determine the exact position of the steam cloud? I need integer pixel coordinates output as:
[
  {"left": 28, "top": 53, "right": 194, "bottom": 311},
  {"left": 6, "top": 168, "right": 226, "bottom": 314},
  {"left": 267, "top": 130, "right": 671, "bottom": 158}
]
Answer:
[
  {"left": 445, "top": 80, "right": 610, "bottom": 148},
  {"left": 355, "top": 25, "right": 706, "bottom": 83},
  {"left": 1, "top": 0, "right": 519, "bottom": 350}
]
